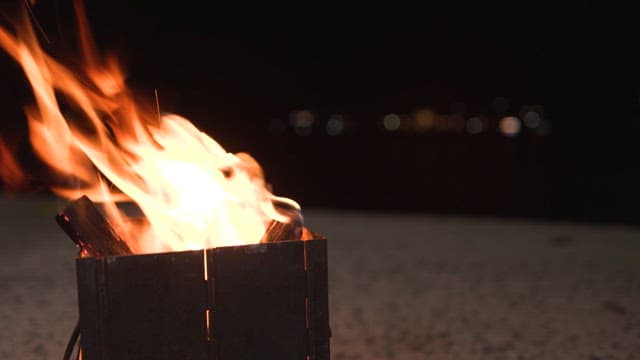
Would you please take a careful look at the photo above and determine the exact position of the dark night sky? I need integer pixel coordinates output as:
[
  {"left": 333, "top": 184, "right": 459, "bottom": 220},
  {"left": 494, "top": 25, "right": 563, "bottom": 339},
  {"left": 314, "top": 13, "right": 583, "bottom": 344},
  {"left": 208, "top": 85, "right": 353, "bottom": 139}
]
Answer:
[{"left": 2, "top": 1, "right": 640, "bottom": 223}]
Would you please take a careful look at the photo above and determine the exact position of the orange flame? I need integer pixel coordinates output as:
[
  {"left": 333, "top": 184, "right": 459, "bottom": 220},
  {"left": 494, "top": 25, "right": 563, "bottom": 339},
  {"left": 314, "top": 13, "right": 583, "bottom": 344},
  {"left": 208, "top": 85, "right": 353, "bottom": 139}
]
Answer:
[
  {"left": 0, "top": 3, "right": 300, "bottom": 253},
  {"left": 0, "top": 137, "right": 27, "bottom": 192}
]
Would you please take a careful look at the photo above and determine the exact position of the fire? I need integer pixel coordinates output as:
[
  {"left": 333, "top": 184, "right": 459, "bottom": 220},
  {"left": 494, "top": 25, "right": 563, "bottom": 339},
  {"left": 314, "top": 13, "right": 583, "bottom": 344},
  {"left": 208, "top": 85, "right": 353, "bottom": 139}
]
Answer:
[
  {"left": 0, "top": 2, "right": 301, "bottom": 253},
  {"left": 0, "top": 137, "right": 27, "bottom": 192}
]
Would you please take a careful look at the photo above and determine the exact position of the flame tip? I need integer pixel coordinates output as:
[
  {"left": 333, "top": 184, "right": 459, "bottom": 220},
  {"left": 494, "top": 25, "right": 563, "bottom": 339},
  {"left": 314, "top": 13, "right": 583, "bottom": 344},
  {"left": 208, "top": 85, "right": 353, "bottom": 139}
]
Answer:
[{"left": 0, "top": 4, "right": 301, "bottom": 253}]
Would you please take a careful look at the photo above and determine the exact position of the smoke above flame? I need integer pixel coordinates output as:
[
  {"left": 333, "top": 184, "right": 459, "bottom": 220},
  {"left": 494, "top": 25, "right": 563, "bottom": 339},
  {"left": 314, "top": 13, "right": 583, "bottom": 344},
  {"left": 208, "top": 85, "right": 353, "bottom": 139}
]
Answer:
[{"left": 0, "top": 2, "right": 301, "bottom": 253}]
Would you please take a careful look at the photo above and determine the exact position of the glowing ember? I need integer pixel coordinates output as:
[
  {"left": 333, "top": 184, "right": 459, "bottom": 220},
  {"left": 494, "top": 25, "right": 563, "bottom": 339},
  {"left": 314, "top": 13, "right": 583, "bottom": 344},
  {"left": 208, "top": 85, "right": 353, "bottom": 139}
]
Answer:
[{"left": 0, "top": 2, "right": 301, "bottom": 253}]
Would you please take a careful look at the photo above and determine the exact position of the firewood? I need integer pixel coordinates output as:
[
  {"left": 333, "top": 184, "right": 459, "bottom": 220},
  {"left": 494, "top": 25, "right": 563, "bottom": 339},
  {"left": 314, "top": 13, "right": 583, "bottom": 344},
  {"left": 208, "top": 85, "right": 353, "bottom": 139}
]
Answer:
[
  {"left": 260, "top": 220, "right": 301, "bottom": 243},
  {"left": 55, "top": 195, "right": 132, "bottom": 257},
  {"left": 301, "top": 226, "right": 317, "bottom": 240},
  {"left": 261, "top": 197, "right": 305, "bottom": 243}
]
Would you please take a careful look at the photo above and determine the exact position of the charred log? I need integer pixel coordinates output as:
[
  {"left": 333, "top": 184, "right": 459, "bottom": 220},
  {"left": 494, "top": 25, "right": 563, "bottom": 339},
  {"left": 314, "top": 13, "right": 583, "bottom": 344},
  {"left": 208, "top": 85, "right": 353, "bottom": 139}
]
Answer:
[
  {"left": 261, "top": 196, "right": 305, "bottom": 242},
  {"left": 56, "top": 195, "right": 132, "bottom": 257},
  {"left": 261, "top": 220, "right": 301, "bottom": 243}
]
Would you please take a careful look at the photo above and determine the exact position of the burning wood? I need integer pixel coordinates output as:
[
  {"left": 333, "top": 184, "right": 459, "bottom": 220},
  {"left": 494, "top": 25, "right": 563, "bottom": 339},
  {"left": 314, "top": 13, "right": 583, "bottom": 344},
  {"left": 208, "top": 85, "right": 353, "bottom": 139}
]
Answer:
[
  {"left": 261, "top": 198, "right": 304, "bottom": 242},
  {"left": 55, "top": 195, "right": 132, "bottom": 257},
  {"left": 0, "top": 3, "right": 331, "bottom": 359},
  {"left": 260, "top": 197, "right": 322, "bottom": 242},
  {"left": 261, "top": 221, "right": 318, "bottom": 242},
  {"left": 261, "top": 220, "right": 301, "bottom": 242}
]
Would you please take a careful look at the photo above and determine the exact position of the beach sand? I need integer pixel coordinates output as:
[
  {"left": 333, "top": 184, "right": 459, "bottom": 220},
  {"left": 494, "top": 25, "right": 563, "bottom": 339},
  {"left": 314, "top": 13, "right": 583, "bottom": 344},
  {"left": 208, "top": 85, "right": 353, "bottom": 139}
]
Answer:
[{"left": 1, "top": 196, "right": 639, "bottom": 359}]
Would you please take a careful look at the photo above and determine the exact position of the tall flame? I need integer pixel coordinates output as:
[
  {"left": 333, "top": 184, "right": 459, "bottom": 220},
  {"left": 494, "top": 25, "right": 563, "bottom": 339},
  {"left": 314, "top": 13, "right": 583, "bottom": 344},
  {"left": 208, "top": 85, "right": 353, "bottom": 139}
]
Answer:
[{"left": 0, "top": 3, "right": 300, "bottom": 253}]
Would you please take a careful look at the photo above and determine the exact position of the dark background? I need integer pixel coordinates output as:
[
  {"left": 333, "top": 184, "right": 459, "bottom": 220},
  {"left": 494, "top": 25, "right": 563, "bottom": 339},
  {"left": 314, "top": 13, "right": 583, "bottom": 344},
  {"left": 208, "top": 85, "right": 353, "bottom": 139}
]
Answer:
[{"left": 2, "top": 1, "right": 640, "bottom": 224}]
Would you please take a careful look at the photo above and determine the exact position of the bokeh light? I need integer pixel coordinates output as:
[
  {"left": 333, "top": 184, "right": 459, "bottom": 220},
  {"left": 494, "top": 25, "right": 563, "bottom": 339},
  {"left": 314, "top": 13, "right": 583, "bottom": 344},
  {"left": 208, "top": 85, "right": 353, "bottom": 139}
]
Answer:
[
  {"left": 499, "top": 116, "right": 521, "bottom": 137},
  {"left": 383, "top": 113, "right": 401, "bottom": 131},
  {"left": 326, "top": 114, "right": 345, "bottom": 136},
  {"left": 290, "top": 110, "right": 315, "bottom": 136},
  {"left": 466, "top": 116, "right": 485, "bottom": 134},
  {"left": 413, "top": 108, "right": 436, "bottom": 132},
  {"left": 523, "top": 110, "right": 541, "bottom": 129}
]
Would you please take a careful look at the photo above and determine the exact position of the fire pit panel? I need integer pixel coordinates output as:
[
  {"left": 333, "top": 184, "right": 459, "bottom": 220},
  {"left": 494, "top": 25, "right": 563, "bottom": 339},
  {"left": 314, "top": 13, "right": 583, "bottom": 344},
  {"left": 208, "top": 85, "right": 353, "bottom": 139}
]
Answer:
[
  {"left": 211, "top": 240, "right": 307, "bottom": 359},
  {"left": 76, "top": 239, "right": 330, "bottom": 359},
  {"left": 77, "top": 250, "right": 209, "bottom": 360}
]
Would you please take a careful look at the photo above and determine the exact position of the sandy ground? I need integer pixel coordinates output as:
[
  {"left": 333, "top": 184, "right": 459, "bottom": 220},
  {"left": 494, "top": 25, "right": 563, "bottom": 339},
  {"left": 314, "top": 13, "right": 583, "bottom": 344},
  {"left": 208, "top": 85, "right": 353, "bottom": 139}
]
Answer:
[{"left": 1, "top": 196, "right": 639, "bottom": 359}]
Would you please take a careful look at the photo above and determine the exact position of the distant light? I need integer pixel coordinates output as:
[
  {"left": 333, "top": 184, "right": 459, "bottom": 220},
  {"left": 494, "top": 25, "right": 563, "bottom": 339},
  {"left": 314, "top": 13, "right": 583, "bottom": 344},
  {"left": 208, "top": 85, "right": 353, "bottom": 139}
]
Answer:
[
  {"left": 268, "top": 119, "right": 286, "bottom": 135},
  {"left": 326, "top": 114, "right": 345, "bottom": 136},
  {"left": 523, "top": 110, "right": 541, "bottom": 129},
  {"left": 499, "top": 116, "right": 521, "bottom": 137},
  {"left": 466, "top": 117, "right": 484, "bottom": 134},
  {"left": 413, "top": 108, "right": 435, "bottom": 131},
  {"left": 290, "top": 110, "right": 315, "bottom": 136},
  {"left": 291, "top": 110, "right": 315, "bottom": 127},
  {"left": 383, "top": 113, "right": 401, "bottom": 131},
  {"left": 492, "top": 97, "right": 509, "bottom": 114}
]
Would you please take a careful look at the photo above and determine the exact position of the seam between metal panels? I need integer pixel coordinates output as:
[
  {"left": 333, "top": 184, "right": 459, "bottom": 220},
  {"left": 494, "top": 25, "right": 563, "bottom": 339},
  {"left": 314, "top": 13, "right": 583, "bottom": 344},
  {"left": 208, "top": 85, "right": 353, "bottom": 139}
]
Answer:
[
  {"left": 303, "top": 241, "right": 313, "bottom": 360},
  {"left": 97, "top": 258, "right": 108, "bottom": 360},
  {"left": 206, "top": 249, "right": 218, "bottom": 360}
]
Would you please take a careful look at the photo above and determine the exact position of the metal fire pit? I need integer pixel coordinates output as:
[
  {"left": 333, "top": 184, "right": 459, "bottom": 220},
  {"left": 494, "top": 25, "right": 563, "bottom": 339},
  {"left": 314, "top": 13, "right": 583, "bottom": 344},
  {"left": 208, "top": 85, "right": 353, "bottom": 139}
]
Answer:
[{"left": 76, "top": 239, "right": 330, "bottom": 359}]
